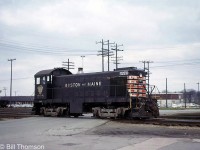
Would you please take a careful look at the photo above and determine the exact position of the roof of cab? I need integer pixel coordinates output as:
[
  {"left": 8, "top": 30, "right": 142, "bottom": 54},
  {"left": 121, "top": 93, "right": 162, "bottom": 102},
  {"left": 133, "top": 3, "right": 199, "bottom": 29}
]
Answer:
[{"left": 34, "top": 68, "right": 72, "bottom": 77}]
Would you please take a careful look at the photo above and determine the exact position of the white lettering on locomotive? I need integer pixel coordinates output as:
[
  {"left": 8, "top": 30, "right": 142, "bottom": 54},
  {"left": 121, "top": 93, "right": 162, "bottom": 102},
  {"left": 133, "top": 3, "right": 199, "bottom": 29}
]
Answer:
[
  {"left": 65, "top": 81, "right": 102, "bottom": 88},
  {"left": 119, "top": 71, "right": 128, "bottom": 76},
  {"left": 65, "top": 83, "right": 81, "bottom": 88}
]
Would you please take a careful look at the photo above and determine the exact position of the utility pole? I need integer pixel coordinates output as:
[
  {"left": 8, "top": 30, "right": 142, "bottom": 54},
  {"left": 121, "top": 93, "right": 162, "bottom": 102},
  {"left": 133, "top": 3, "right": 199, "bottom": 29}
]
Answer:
[
  {"left": 107, "top": 40, "right": 111, "bottom": 71},
  {"left": 62, "top": 59, "right": 74, "bottom": 71},
  {"left": 166, "top": 78, "right": 168, "bottom": 108},
  {"left": 197, "top": 82, "right": 199, "bottom": 92},
  {"left": 97, "top": 39, "right": 115, "bottom": 71},
  {"left": 3, "top": 87, "right": 7, "bottom": 96},
  {"left": 81, "top": 56, "right": 85, "bottom": 69},
  {"left": 139, "top": 61, "right": 146, "bottom": 71},
  {"left": 184, "top": 83, "right": 186, "bottom": 108},
  {"left": 197, "top": 82, "right": 199, "bottom": 105},
  {"left": 97, "top": 39, "right": 105, "bottom": 72},
  {"left": 104, "top": 40, "right": 115, "bottom": 71},
  {"left": 8, "top": 58, "right": 16, "bottom": 104},
  {"left": 140, "top": 61, "right": 153, "bottom": 98},
  {"left": 147, "top": 61, "right": 153, "bottom": 97},
  {"left": 111, "top": 43, "right": 123, "bottom": 69}
]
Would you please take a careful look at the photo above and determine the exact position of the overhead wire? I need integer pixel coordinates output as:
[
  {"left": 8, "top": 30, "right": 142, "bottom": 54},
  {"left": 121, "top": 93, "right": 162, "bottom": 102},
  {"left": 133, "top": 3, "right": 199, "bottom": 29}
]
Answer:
[
  {"left": 0, "top": 38, "right": 96, "bottom": 53},
  {"left": 122, "top": 59, "right": 200, "bottom": 69},
  {"left": 126, "top": 43, "right": 200, "bottom": 51},
  {"left": 1, "top": 38, "right": 200, "bottom": 82},
  {"left": 0, "top": 39, "right": 98, "bottom": 56},
  {"left": 151, "top": 62, "right": 200, "bottom": 69},
  {"left": 0, "top": 44, "right": 97, "bottom": 56},
  {"left": 0, "top": 77, "right": 33, "bottom": 82}
]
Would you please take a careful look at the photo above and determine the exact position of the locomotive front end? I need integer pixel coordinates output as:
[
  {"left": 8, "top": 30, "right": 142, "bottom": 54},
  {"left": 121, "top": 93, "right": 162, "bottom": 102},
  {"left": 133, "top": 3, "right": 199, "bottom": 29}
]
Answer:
[{"left": 126, "top": 71, "right": 159, "bottom": 118}]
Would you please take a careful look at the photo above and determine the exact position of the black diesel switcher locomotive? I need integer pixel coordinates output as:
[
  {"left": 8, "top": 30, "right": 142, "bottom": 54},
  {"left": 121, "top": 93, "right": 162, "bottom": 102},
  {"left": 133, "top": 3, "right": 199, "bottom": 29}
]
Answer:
[{"left": 33, "top": 67, "right": 159, "bottom": 118}]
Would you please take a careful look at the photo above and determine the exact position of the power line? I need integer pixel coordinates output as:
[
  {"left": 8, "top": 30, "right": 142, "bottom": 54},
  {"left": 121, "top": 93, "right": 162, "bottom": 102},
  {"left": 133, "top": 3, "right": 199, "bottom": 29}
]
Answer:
[
  {"left": 0, "top": 43, "right": 97, "bottom": 56},
  {"left": 155, "top": 58, "right": 200, "bottom": 64},
  {"left": 126, "top": 44, "right": 200, "bottom": 51},
  {"left": 122, "top": 58, "right": 200, "bottom": 65},
  {"left": 0, "top": 38, "right": 71, "bottom": 51},
  {"left": 0, "top": 77, "right": 33, "bottom": 82},
  {"left": 0, "top": 40, "right": 96, "bottom": 53},
  {"left": 0, "top": 40, "right": 97, "bottom": 56},
  {"left": 0, "top": 37, "right": 94, "bottom": 51},
  {"left": 1, "top": 38, "right": 200, "bottom": 56},
  {"left": 151, "top": 61, "right": 200, "bottom": 69}
]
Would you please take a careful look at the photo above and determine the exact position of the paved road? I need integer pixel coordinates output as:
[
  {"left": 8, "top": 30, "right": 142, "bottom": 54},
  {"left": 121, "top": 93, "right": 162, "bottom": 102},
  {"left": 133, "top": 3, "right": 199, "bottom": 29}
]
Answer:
[{"left": 0, "top": 114, "right": 200, "bottom": 150}]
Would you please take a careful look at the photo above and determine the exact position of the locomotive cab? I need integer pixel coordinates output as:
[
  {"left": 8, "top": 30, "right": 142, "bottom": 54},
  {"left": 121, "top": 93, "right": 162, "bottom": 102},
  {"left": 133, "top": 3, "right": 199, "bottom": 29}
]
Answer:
[{"left": 34, "top": 68, "right": 72, "bottom": 101}]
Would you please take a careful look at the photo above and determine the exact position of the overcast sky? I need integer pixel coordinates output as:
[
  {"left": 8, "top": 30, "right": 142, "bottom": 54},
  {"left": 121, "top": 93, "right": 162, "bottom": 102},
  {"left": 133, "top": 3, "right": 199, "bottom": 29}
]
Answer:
[{"left": 0, "top": 0, "right": 200, "bottom": 96}]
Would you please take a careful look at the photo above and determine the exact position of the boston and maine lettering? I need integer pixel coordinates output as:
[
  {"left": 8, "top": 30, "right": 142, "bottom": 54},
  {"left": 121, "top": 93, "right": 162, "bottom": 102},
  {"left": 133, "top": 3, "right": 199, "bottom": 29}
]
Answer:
[{"left": 65, "top": 81, "right": 101, "bottom": 88}]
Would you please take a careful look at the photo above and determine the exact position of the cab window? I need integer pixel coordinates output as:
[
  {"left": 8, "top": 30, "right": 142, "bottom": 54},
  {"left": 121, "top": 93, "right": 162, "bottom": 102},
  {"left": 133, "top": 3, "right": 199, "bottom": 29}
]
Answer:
[
  {"left": 42, "top": 76, "right": 46, "bottom": 84},
  {"left": 36, "top": 77, "right": 40, "bottom": 85},
  {"left": 47, "top": 76, "right": 50, "bottom": 82}
]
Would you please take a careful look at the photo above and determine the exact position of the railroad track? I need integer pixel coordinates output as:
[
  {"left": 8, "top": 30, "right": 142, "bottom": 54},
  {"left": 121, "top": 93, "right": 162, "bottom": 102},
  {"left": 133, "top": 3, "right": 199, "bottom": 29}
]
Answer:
[
  {"left": 115, "top": 118, "right": 200, "bottom": 127},
  {"left": 1, "top": 108, "right": 200, "bottom": 127},
  {"left": 0, "top": 107, "right": 33, "bottom": 119}
]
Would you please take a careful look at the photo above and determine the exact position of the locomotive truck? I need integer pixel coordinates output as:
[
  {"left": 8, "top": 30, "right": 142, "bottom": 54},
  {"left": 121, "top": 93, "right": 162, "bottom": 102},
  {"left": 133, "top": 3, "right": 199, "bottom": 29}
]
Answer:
[{"left": 33, "top": 67, "right": 159, "bottom": 118}]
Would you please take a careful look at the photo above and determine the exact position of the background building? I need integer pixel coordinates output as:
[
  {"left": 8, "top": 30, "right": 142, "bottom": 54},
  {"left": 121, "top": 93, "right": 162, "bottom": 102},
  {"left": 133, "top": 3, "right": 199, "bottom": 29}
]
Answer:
[
  {"left": 0, "top": 96, "right": 33, "bottom": 107},
  {"left": 153, "top": 93, "right": 199, "bottom": 108}
]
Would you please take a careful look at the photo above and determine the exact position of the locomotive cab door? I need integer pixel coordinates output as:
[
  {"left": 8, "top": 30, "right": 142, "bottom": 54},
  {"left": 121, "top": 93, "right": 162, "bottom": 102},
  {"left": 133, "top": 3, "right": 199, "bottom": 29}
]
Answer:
[
  {"left": 46, "top": 75, "right": 53, "bottom": 99},
  {"left": 35, "top": 75, "right": 52, "bottom": 100},
  {"left": 35, "top": 76, "right": 47, "bottom": 100}
]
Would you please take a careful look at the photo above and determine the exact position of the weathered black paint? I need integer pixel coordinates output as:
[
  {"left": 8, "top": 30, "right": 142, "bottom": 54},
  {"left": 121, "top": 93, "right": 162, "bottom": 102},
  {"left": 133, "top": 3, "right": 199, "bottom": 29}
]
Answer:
[{"left": 34, "top": 67, "right": 148, "bottom": 114}]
